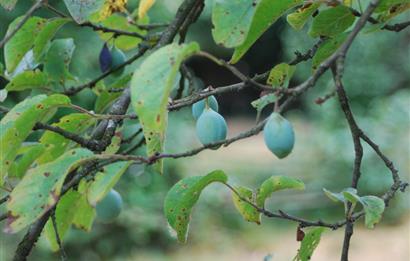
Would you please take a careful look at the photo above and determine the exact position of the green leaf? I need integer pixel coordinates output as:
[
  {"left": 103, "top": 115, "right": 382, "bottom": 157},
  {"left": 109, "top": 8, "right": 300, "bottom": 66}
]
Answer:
[
  {"left": 72, "top": 191, "right": 96, "bottom": 231},
  {"left": 5, "top": 148, "right": 95, "bottom": 233},
  {"left": 44, "top": 189, "right": 82, "bottom": 251},
  {"left": 163, "top": 170, "right": 228, "bottom": 243},
  {"left": 287, "top": 2, "right": 321, "bottom": 30},
  {"left": 360, "top": 196, "right": 385, "bottom": 229},
  {"left": 63, "top": 0, "right": 105, "bottom": 24},
  {"left": 232, "top": 185, "right": 260, "bottom": 224},
  {"left": 33, "top": 18, "right": 70, "bottom": 62},
  {"left": 87, "top": 161, "right": 131, "bottom": 206},
  {"left": 230, "top": 0, "right": 303, "bottom": 63},
  {"left": 4, "top": 16, "right": 46, "bottom": 73},
  {"left": 342, "top": 188, "right": 361, "bottom": 205},
  {"left": 36, "top": 113, "right": 96, "bottom": 164},
  {"left": 211, "top": 0, "right": 256, "bottom": 48},
  {"left": 251, "top": 93, "right": 277, "bottom": 122},
  {"left": 98, "top": 14, "right": 148, "bottom": 51},
  {"left": 312, "top": 33, "right": 348, "bottom": 71},
  {"left": 44, "top": 38, "right": 76, "bottom": 86},
  {"left": 309, "top": 5, "right": 355, "bottom": 37},
  {"left": 294, "top": 227, "right": 326, "bottom": 261},
  {"left": 323, "top": 188, "right": 345, "bottom": 203},
  {"left": 0, "top": 94, "right": 71, "bottom": 185},
  {"left": 267, "top": 63, "right": 296, "bottom": 88},
  {"left": 8, "top": 143, "right": 45, "bottom": 178},
  {"left": 0, "top": 0, "right": 18, "bottom": 11},
  {"left": 256, "top": 175, "right": 305, "bottom": 207},
  {"left": 5, "top": 70, "right": 48, "bottom": 92},
  {"left": 375, "top": 0, "right": 410, "bottom": 13},
  {"left": 376, "top": 2, "right": 410, "bottom": 22},
  {"left": 131, "top": 43, "right": 200, "bottom": 173}
]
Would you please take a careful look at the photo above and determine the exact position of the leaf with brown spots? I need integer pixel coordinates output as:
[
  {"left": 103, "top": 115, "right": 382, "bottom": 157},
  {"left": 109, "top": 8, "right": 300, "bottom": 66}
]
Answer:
[
  {"left": 131, "top": 43, "right": 200, "bottom": 174},
  {"left": 163, "top": 170, "right": 227, "bottom": 243},
  {"left": 5, "top": 148, "right": 96, "bottom": 234},
  {"left": 0, "top": 94, "right": 71, "bottom": 185}
]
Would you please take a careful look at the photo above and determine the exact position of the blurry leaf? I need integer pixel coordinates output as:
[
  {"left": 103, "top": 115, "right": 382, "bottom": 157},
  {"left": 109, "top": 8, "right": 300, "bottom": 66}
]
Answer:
[
  {"left": 37, "top": 113, "right": 96, "bottom": 164},
  {"left": 251, "top": 93, "right": 277, "bottom": 122},
  {"left": 0, "top": 89, "right": 8, "bottom": 102},
  {"left": 360, "top": 196, "right": 385, "bottom": 228},
  {"left": 312, "top": 33, "right": 348, "bottom": 70},
  {"left": 44, "top": 39, "right": 76, "bottom": 86},
  {"left": 232, "top": 185, "right": 260, "bottom": 224},
  {"left": 377, "top": 3, "right": 410, "bottom": 21},
  {"left": 99, "top": 14, "right": 148, "bottom": 51},
  {"left": 4, "top": 16, "right": 46, "bottom": 73},
  {"left": 323, "top": 188, "right": 345, "bottom": 203},
  {"left": 5, "top": 148, "right": 95, "bottom": 233},
  {"left": 44, "top": 189, "right": 82, "bottom": 251},
  {"left": 267, "top": 63, "right": 296, "bottom": 88},
  {"left": 138, "top": 0, "right": 155, "bottom": 19},
  {"left": 211, "top": 0, "right": 256, "bottom": 48},
  {"left": 309, "top": 5, "right": 355, "bottom": 37},
  {"left": 5, "top": 70, "right": 48, "bottom": 92},
  {"left": 87, "top": 161, "right": 132, "bottom": 206},
  {"left": 72, "top": 191, "right": 96, "bottom": 231},
  {"left": 103, "top": 132, "right": 122, "bottom": 154},
  {"left": 287, "top": 3, "right": 321, "bottom": 30},
  {"left": 294, "top": 227, "right": 326, "bottom": 261},
  {"left": 33, "top": 18, "right": 70, "bottom": 62},
  {"left": 375, "top": 0, "right": 410, "bottom": 13},
  {"left": 0, "top": 94, "right": 70, "bottom": 185},
  {"left": 8, "top": 143, "right": 45, "bottom": 179},
  {"left": 163, "top": 170, "right": 228, "bottom": 243},
  {"left": 8, "top": 50, "right": 39, "bottom": 78},
  {"left": 342, "top": 188, "right": 361, "bottom": 205},
  {"left": 231, "top": 0, "right": 303, "bottom": 63},
  {"left": 131, "top": 42, "right": 200, "bottom": 173},
  {"left": 256, "top": 176, "right": 305, "bottom": 207},
  {"left": 94, "top": 74, "right": 131, "bottom": 112},
  {"left": 0, "top": 0, "right": 17, "bottom": 11},
  {"left": 63, "top": 0, "right": 105, "bottom": 24}
]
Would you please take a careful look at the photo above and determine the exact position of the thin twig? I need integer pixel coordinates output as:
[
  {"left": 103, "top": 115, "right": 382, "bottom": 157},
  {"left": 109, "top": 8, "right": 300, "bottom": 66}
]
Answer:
[{"left": 51, "top": 211, "right": 67, "bottom": 261}]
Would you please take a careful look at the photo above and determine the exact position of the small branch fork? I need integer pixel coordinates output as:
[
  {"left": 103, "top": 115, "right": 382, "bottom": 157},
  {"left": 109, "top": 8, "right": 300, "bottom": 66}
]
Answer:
[{"left": 1, "top": 0, "right": 407, "bottom": 260}]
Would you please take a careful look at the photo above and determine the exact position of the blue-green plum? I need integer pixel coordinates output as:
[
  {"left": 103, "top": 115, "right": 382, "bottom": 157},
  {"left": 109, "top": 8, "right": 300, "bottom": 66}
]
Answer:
[
  {"left": 111, "top": 46, "right": 126, "bottom": 76},
  {"left": 96, "top": 189, "right": 123, "bottom": 223},
  {"left": 196, "top": 108, "right": 227, "bottom": 146},
  {"left": 263, "top": 113, "right": 295, "bottom": 159},
  {"left": 192, "top": 96, "right": 219, "bottom": 120}
]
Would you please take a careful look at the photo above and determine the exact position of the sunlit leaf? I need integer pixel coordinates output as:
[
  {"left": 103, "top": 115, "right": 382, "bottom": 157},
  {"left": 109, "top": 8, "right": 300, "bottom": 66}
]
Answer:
[
  {"left": 287, "top": 2, "right": 321, "bottom": 30},
  {"left": 294, "top": 227, "right": 326, "bottom": 261},
  {"left": 4, "top": 16, "right": 46, "bottom": 73},
  {"left": 0, "top": 94, "right": 71, "bottom": 185},
  {"left": 164, "top": 170, "right": 228, "bottom": 243},
  {"left": 33, "top": 18, "right": 70, "bottom": 62},
  {"left": 5, "top": 148, "right": 95, "bottom": 233},
  {"left": 232, "top": 185, "right": 260, "bottom": 224},
  {"left": 267, "top": 63, "right": 296, "bottom": 88},
  {"left": 131, "top": 42, "right": 200, "bottom": 173},
  {"left": 5, "top": 70, "right": 48, "bottom": 92},
  {"left": 256, "top": 175, "right": 305, "bottom": 207}
]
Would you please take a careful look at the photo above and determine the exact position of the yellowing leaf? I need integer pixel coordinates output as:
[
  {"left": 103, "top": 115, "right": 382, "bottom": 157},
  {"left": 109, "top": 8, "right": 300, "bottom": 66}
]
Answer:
[{"left": 138, "top": 0, "right": 155, "bottom": 19}]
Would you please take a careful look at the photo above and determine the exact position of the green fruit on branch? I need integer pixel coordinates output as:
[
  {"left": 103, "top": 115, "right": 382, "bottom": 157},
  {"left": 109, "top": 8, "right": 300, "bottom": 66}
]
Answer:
[
  {"left": 263, "top": 112, "right": 295, "bottom": 159},
  {"left": 196, "top": 107, "right": 227, "bottom": 147},
  {"left": 192, "top": 95, "right": 219, "bottom": 120},
  {"left": 110, "top": 46, "right": 126, "bottom": 76},
  {"left": 96, "top": 189, "right": 123, "bottom": 223}
]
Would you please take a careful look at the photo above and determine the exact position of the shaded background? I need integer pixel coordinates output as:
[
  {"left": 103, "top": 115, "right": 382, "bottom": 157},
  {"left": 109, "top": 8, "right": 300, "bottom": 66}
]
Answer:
[{"left": 0, "top": 0, "right": 409, "bottom": 260}]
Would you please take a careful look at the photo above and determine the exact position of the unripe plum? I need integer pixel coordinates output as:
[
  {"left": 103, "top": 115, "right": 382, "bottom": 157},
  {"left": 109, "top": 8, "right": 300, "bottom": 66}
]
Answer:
[
  {"left": 192, "top": 96, "right": 219, "bottom": 120},
  {"left": 196, "top": 108, "right": 227, "bottom": 146},
  {"left": 96, "top": 189, "right": 123, "bottom": 223},
  {"left": 110, "top": 46, "right": 126, "bottom": 76},
  {"left": 263, "top": 113, "right": 295, "bottom": 159}
]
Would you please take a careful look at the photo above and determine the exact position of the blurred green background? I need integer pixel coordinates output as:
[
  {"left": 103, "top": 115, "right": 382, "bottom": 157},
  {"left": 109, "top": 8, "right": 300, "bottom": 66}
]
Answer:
[{"left": 0, "top": 0, "right": 409, "bottom": 260}]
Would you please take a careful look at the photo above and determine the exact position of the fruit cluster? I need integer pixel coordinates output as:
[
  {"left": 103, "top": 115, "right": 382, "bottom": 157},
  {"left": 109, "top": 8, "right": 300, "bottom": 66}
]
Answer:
[{"left": 99, "top": 43, "right": 126, "bottom": 76}]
